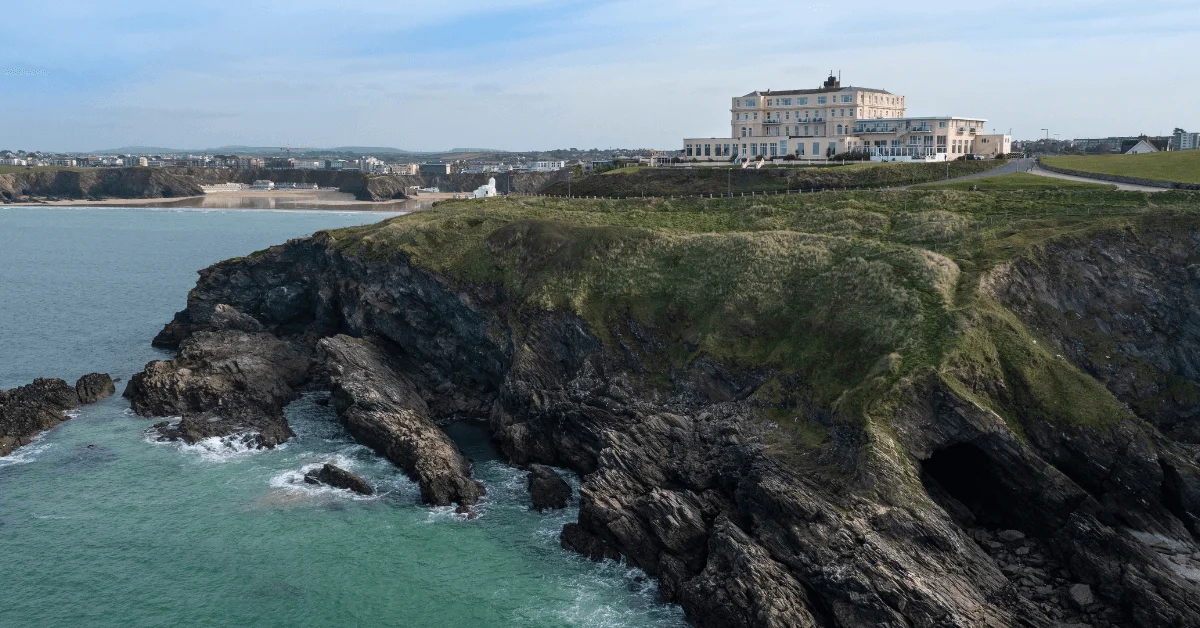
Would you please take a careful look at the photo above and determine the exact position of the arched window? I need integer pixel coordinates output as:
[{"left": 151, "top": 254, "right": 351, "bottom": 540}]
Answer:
[{"left": 837, "top": 124, "right": 843, "bottom": 135}]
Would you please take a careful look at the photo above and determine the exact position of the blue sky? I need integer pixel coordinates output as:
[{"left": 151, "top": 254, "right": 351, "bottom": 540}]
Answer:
[{"left": 1, "top": 0, "right": 1197, "bottom": 152}]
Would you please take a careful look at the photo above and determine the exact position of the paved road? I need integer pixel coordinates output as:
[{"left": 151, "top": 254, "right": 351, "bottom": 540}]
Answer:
[
  {"left": 891, "top": 158, "right": 1032, "bottom": 189},
  {"left": 900, "top": 158, "right": 1167, "bottom": 192},
  {"left": 1025, "top": 165, "right": 1166, "bottom": 192}
]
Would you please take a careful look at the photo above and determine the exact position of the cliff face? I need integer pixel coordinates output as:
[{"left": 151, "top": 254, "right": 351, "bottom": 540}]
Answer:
[
  {"left": 127, "top": 199, "right": 1200, "bottom": 627},
  {"left": 0, "top": 168, "right": 204, "bottom": 201}
]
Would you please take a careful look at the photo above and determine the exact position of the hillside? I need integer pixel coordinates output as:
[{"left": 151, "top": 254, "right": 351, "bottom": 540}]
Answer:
[
  {"left": 131, "top": 187, "right": 1200, "bottom": 627},
  {"left": 541, "top": 160, "right": 1007, "bottom": 197},
  {"left": 1044, "top": 151, "right": 1200, "bottom": 185}
]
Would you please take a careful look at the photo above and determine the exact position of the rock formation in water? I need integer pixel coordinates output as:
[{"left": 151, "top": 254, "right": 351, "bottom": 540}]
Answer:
[
  {"left": 126, "top": 201, "right": 1200, "bottom": 627},
  {"left": 527, "top": 464, "right": 572, "bottom": 511},
  {"left": 304, "top": 463, "right": 374, "bottom": 495},
  {"left": 124, "top": 331, "right": 309, "bottom": 448},
  {"left": 1, "top": 374, "right": 115, "bottom": 456}
]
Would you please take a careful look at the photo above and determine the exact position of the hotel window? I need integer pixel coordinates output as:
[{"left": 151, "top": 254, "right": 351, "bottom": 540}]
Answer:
[
  {"left": 751, "top": 144, "right": 758, "bottom": 156},
  {"left": 760, "top": 143, "right": 767, "bottom": 155},
  {"left": 817, "top": 96, "right": 827, "bottom": 104},
  {"left": 746, "top": 100, "right": 756, "bottom": 107},
  {"left": 798, "top": 97, "right": 808, "bottom": 105},
  {"left": 840, "top": 109, "right": 845, "bottom": 117},
  {"left": 850, "top": 108, "right": 855, "bottom": 117},
  {"left": 797, "top": 143, "right": 805, "bottom": 156},
  {"left": 769, "top": 143, "right": 777, "bottom": 156},
  {"left": 686, "top": 145, "right": 693, "bottom": 157},
  {"left": 785, "top": 111, "right": 790, "bottom": 120},
  {"left": 753, "top": 113, "right": 758, "bottom": 120},
  {"left": 804, "top": 125, "right": 809, "bottom": 135},
  {"left": 939, "top": 121, "right": 947, "bottom": 127},
  {"left": 780, "top": 140, "right": 788, "bottom": 154},
  {"left": 841, "top": 95, "right": 852, "bottom": 103},
  {"left": 704, "top": 144, "right": 711, "bottom": 156},
  {"left": 782, "top": 98, "right": 791, "bottom": 106},
  {"left": 813, "top": 142, "right": 820, "bottom": 155}
]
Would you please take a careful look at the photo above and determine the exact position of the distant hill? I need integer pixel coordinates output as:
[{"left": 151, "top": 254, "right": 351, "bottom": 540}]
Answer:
[{"left": 88, "top": 145, "right": 422, "bottom": 156}]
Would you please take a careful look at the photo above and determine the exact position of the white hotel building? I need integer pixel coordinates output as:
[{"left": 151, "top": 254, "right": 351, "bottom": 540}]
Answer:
[{"left": 684, "top": 75, "right": 1010, "bottom": 163}]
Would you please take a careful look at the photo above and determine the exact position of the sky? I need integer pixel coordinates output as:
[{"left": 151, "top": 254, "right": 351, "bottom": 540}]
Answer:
[{"left": 1, "top": 0, "right": 1198, "bottom": 152}]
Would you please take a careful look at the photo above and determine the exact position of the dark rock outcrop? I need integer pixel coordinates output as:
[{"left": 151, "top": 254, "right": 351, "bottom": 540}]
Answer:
[
  {"left": 75, "top": 373, "right": 115, "bottom": 404},
  {"left": 318, "top": 335, "right": 484, "bottom": 507},
  {"left": 128, "top": 219, "right": 1200, "bottom": 627},
  {"left": 527, "top": 464, "right": 571, "bottom": 511},
  {"left": 303, "top": 463, "right": 373, "bottom": 495},
  {"left": 1, "top": 374, "right": 114, "bottom": 456},
  {"left": 124, "top": 330, "right": 310, "bottom": 448}
]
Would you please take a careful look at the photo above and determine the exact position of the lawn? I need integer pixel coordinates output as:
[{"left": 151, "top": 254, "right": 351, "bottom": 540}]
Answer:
[
  {"left": 1043, "top": 151, "right": 1200, "bottom": 185},
  {"left": 916, "top": 172, "right": 1116, "bottom": 191}
]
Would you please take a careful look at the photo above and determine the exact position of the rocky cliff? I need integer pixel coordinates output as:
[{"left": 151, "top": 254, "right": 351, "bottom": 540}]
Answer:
[
  {"left": 127, "top": 193, "right": 1200, "bottom": 626},
  {"left": 0, "top": 168, "right": 204, "bottom": 202}
]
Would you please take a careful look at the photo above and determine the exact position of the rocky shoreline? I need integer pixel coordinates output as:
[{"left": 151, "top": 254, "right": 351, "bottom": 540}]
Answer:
[
  {"left": 122, "top": 217, "right": 1200, "bottom": 626},
  {"left": 1, "top": 374, "right": 115, "bottom": 456}
]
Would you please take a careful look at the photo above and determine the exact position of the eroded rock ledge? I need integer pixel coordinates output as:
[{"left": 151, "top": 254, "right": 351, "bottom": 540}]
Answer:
[
  {"left": 318, "top": 335, "right": 484, "bottom": 507},
  {"left": 125, "top": 222, "right": 1200, "bottom": 627}
]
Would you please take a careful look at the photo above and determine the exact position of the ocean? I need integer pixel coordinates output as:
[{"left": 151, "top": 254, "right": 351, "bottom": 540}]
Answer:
[{"left": 0, "top": 206, "right": 685, "bottom": 628}]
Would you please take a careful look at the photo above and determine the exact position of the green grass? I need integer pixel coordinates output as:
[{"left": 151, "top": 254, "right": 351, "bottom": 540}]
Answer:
[
  {"left": 1043, "top": 151, "right": 1200, "bottom": 185},
  {"left": 315, "top": 189, "right": 1200, "bottom": 453},
  {"left": 916, "top": 172, "right": 1116, "bottom": 191},
  {"left": 0, "top": 165, "right": 86, "bottom": 175}
]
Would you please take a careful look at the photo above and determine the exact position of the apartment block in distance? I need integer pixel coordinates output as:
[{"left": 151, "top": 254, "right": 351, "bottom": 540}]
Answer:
[{"left": 684, "top": 74, "right": 1010, "bottom": 163}]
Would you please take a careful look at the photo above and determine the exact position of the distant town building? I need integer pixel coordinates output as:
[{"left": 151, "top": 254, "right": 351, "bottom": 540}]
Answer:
[
  {"left": 393, "top": 163, "right": 420, "bottom": 175},
  {"left": 528, "top": 160, "right": 566, "bottom": 172},
  {"left": 419, "top": 163, "right": 451, "bottom": 175},
  {"left": 1174, "top": 128, "right": 1199, "bottom": 151},
  {"left": 684, "top": 74, "right": 1010, "bottom": 162}
]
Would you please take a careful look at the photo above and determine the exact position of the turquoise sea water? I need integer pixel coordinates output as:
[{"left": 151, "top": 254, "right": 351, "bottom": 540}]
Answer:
[{"left": 0, "top": 207, "right": 685, "bottom": 628}]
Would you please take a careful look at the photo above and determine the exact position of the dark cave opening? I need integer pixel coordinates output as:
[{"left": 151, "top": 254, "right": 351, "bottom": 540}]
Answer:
[
  {"left": 1161, "top": 458, "right": 1200, "bottom": 540},
  {"left": 921, "top": 442, "right": 1021, "bottom": 531}
]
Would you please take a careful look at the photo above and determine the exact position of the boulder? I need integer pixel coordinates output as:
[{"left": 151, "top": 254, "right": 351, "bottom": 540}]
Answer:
[
  {"left": 527, "top": 464, "right": 571, "bottom": 510},
  {"left": 1068, "top": 583, "right": 1095, "bottom": 609},
  {"left": 75, "top": 373, "right": 115, "bottom": 404},
  {"left": 999, "top": 529, "right": 1026, "bottom": 542},
  {"left": 304, "top": 463, "right": 373, "bottom": 495}
]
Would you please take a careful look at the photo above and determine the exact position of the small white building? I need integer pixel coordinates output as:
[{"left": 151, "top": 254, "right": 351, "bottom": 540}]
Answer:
[
  {"left": 473, "top": 177, "right": 498, "bottom": 198},
  {"left": 250, "top": 180, "right": 276, "bottom": 190},
  {"left": 1125, "top": 139, "right": 1160, "bottom": 154}
]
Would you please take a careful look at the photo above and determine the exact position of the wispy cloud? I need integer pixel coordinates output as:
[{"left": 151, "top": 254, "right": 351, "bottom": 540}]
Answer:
[{"left": 1, "top": 0, "right": 1197, "bottom": 151}]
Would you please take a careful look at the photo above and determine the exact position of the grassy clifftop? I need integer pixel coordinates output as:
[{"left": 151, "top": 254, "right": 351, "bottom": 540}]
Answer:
[
  {"left": 323, "top": 189, "right": 1200, "bottom": 453},
  {"left": 541, "top": 160, "right": 1007, "bottom": 197},
  {"left": 1043, "top": 151, "right": 1200, "bottom": 185}
]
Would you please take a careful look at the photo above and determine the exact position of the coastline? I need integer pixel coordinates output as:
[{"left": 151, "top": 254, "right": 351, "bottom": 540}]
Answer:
[{"left": 11, "top": 189, "right": 465, "bottom": 212}]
